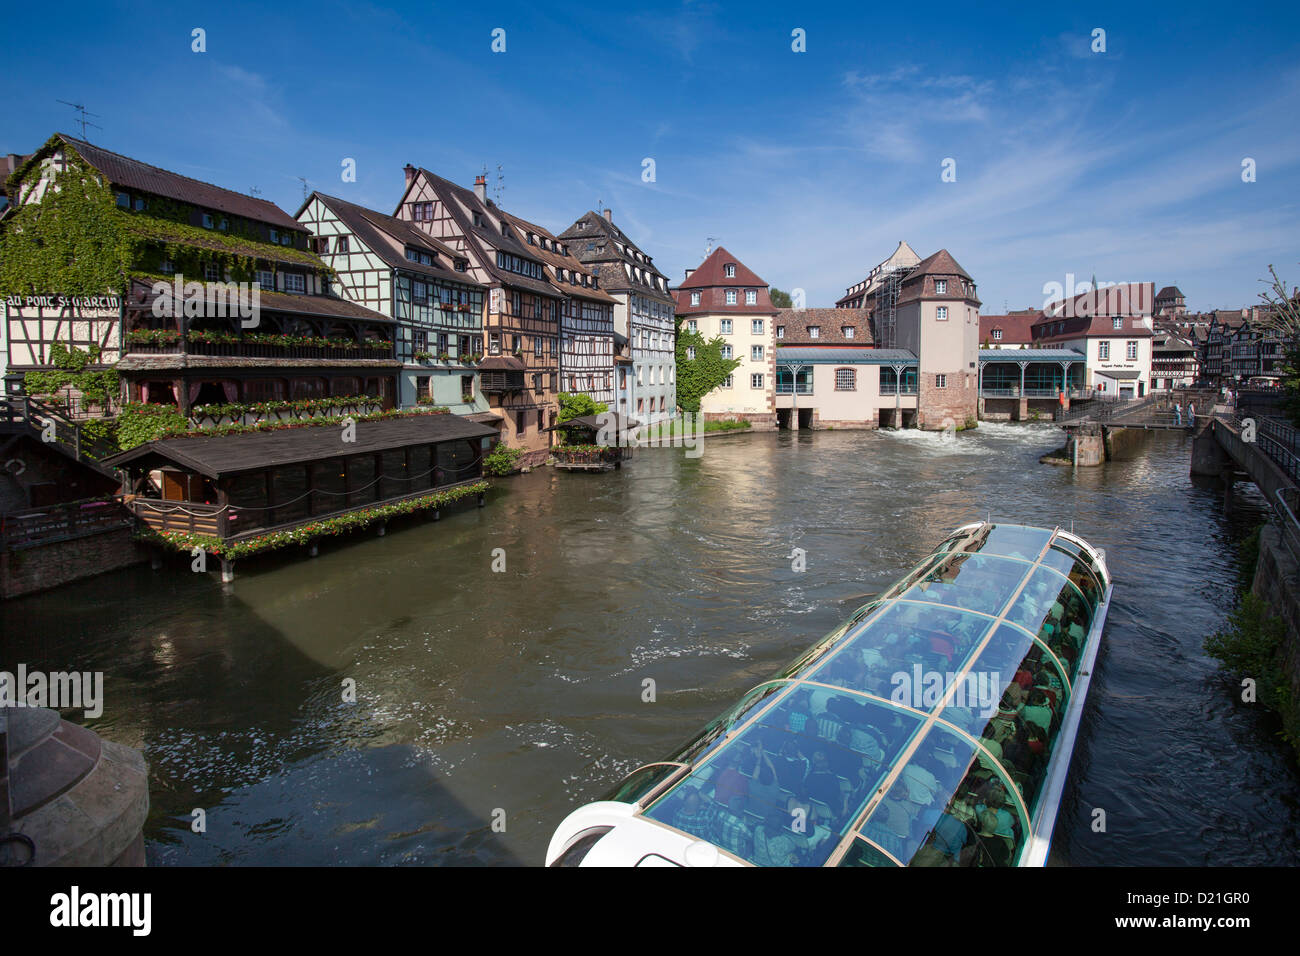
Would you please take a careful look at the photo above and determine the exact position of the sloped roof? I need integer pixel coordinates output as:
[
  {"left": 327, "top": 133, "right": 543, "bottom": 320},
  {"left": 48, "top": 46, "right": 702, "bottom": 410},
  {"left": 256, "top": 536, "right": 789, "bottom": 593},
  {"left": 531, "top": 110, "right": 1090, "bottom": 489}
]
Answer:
[
  {"left": 307, "top": 192, "right": 479, "bottom": 285},
  {"left": 46, "top": 133, "right": 303, "bottom": 231},
  {"left": 775, "top": 308, "right": 874, "bottom": 345},
  {"left": 775, "top": 347, "right": 916, "bottom": 365},
  {"left": 499, "top": 210, "right": 617, "bottom": 304},
  {"left": 558, "top": 210, "right": 674, "bottom": 303},
  {"left": 1155, "top": 285, "right": 1184, "bottom": 300},
  {"left": 979, "top": 312, "right": 1040, "bottom": 344},
  {"left": 678, "top": 246, "right": 768, "bottom": 289},
  {"left": 904, "top": 249, "right": 972, "bottom": 282}
]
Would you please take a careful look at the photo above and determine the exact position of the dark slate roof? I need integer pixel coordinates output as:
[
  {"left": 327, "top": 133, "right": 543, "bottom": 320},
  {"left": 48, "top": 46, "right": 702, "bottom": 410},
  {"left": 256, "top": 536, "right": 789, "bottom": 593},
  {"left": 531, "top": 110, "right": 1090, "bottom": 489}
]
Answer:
[
  {"left": 1155, "top": 286, "right": 1184, "bottom": 300},
  {"left": 775, "top": 347, "right": 916, "bottom": 365},
  {"left": 405, "top": 168, "right": 564, "bottom": 299},
  {"left": 53, "top": 133, "right": 303, "bottom": 231},
  {"left": 478, "top": 355, "right": 525, "bottom": 371},
  {"left": 307, "top": 192, "right": 480, "bottom": 286},
  {"left": 103, "top": 413, "right": 497, "bottom": 478},
  {"left": 557, "top": 211, "right": 674, "bottom": 303},
  {"left": 499, "top": 210, "right": 617, "bottom": 305},
  {"left": 123, "top": 277, "right": 395, "bottom": 324}
]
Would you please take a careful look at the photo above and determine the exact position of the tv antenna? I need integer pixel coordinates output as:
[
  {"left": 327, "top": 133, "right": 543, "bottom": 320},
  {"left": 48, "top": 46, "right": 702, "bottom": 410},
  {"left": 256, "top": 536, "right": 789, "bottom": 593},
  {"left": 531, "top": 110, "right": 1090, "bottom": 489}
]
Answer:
[
  {"left": 296, "top": 176, "right": 310, "bottom": 201},
  {"left": 706, "top": 236, "right": 719, "bottom": 255},
  {"left": 494, "top": 163, "right": 504, "bottom": 204},
  {"left": 250, "top": 186, "right": 262, "bottom": 199},
  {"left": 57, "top": 100, "right": 101, "bottom": 141}
]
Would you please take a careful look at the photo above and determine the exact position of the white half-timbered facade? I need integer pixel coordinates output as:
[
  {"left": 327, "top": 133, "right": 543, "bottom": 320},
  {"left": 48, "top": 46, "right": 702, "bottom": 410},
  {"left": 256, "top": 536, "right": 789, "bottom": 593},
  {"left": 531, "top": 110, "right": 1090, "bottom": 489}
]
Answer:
[
  {"left": 559, "top": 210, "right": 675, "bottom": 424},
  {"left": 297, "top": 192, "right": 487, "bottom": 411}
]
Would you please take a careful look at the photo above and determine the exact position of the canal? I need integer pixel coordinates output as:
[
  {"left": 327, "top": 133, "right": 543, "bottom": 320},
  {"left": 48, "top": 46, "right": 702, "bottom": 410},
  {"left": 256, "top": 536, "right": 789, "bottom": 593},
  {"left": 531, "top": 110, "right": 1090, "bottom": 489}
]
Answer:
[{"left": 3, "top": 421, "right": 1297, "bottom": 865}]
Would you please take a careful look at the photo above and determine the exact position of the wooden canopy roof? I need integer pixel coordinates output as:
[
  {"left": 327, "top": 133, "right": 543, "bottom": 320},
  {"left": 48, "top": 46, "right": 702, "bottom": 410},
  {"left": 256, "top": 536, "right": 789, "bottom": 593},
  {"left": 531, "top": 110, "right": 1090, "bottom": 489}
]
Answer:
[{"left": 103, "top": 414, "right": 498, "bottom": 479}]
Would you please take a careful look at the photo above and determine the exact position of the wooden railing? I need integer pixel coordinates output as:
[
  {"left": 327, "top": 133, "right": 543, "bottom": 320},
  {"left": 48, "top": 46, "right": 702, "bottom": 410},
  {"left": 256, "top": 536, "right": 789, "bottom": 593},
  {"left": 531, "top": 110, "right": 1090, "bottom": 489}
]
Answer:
[
  {"left": 1, "top": 496, "right": 133, "bottom": 549},
  {"left": 126, "top": 340, "right": 392, "bottom": 360},
  {"left": 553, "top": 446, "right": 629, "bottom": 466},
  {"left": 127, "top": 498, "right": 227, "bottom": 537}
]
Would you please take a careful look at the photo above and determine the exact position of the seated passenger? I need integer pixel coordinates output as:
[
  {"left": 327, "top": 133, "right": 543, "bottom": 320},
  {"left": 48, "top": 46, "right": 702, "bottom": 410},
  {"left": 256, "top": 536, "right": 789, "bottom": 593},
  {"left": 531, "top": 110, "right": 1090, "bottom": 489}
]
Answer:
[
  {"left": 774, "top": 739, "right": 809, "bottom": 791},
  {"left": 932, "top": 809, "right": 970, "bottom": 860},
  {"left": 973, "top": 810, "right": 1011, "bottom": 866},
  {"left": 1020, "top": 691, "right": 1053, "bottom": 734},
  {"left": 671, "top": 788, "right": 715, "bottom": 837},
  {"left": 786, "top": 691, "right": 814, "bottom": 734},
  {"left": 749, "top": 761, "right": 785, "bottom": 810},
  {"left": 805, "top": 751, "right": 847, "bottom": 818},
  {"left": 711, "top": 754, "right": 750, "bottom": 808},
  {"left": 710, "top": 796, "right": 754, "bottom": 860},
  {"left": 850, "top": 725, "right": 885, "bottom": 763},
  {"left": 902, "top": 761, "right": 940, "bottom": 806},
  {"left": 752, "top": 811, "right": 806, "bottom": 866}
]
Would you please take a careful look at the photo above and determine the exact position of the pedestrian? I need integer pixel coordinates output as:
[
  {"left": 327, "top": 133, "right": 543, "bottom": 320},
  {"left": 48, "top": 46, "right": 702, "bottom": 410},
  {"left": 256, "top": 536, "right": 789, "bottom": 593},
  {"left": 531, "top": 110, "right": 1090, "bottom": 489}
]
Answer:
[
  {"left": 1188, "top": 402, "right": 1196, "bottom": 427},
  {"left": 1173, "top": 402, "right": 1182, "bottom": 425}
]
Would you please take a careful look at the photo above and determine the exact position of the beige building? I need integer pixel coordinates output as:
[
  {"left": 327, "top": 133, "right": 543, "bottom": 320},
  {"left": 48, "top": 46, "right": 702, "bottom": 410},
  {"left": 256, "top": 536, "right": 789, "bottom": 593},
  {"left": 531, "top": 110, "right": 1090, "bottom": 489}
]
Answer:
[{"left": 673, "top": 247, "right": 777, "bottom": 426}]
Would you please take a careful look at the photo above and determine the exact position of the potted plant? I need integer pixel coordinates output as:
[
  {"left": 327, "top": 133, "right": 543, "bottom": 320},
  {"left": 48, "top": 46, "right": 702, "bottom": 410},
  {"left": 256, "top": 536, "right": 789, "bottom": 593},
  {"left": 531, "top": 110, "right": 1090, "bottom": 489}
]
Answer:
[
  {"left": 461, "top": 393, "right": 475, "bottom": 405},
  {"left": 439, "top": 352, "right": 451, "bottom": 363}
]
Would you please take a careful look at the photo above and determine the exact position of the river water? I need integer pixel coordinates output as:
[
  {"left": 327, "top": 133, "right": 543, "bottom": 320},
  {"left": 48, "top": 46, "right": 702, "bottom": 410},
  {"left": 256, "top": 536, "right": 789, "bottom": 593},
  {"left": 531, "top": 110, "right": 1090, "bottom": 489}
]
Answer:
[{"left": 3, "top": 421, "right": 1297, "bottom": 866}]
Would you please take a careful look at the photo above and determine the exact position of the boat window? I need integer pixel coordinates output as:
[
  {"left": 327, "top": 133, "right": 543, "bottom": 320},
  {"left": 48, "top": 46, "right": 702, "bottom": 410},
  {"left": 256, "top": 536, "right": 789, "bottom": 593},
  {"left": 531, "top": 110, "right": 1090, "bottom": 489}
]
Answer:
[
  {"left": 836, "top": 837, "right": 899, "bottom": 867},
  {"left": 550, "top": 826, "right": 613, "bottom": 867},
  {"left": 1039, "top": 547, "right": 1104, "bottom": 611},
  {"left": 855, "top": 725, "right": 1029, "bottom": 866},
  {"left": 603, "top": 763, "right": 687, "bottom": 806},
  {"left": 805, "top": 602, "right": 995, "bottom": 708},
  {"left": 665, "top": 680, "right": 789, "bottom": 766},
  {"left": 896, "top": 552, "right": 1032, "bottom": 617},
  {"left": 974, "top": 525, "right": 1053, "bottom": 561},
  {"left": 644, "top": 696, "right": 922, "bottom": 866},
  {"left": 1004, "top": 568, "right": 1092, "bottom": 680}
]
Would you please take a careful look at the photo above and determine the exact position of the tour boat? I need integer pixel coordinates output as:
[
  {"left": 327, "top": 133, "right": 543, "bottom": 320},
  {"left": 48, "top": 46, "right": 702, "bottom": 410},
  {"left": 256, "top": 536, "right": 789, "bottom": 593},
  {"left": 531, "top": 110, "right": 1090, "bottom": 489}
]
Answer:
[{"left": 546, "top": 522, "right": 1112, "bottom": 867}]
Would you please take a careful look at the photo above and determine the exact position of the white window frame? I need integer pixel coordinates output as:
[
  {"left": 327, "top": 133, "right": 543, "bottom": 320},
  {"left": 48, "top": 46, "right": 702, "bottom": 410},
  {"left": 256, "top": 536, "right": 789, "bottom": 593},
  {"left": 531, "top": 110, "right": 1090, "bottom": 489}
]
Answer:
[
  {"left": 935, "top": 279, "right": 947, "bottom": 294},
  {"left": 936, "top": 306, "right": 949, "bottom": 321},
  {"left": 935, "top": 373, "right": 948, "bottom": 388},
  {"left": 751, "top": 319, "right": 764, "bottom": 334},
  {"left": 751, "top": 345, "right": 764, "bottom": 361},
  {"left": 750, "top": 373, "right": 764, "bottom": 389},
  {"left": 745, "top": 290, "right": 757, "bottom": 305},
  {"left": 725, "top": 290, "right": 737, "bottom": 305},
  {"left": 720, "top": 319, "right": 733, "bottom": 334}
]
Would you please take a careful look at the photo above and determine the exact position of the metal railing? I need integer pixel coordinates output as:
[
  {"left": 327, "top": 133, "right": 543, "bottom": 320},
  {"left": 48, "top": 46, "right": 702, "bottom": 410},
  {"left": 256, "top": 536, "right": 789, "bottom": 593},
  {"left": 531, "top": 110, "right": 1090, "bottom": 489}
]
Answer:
[
  {"left": 775, "top": 384, "right": 814, "bottom": 395},
  {"left": 879, "top": 385, "right": 919, "bottom": 395},
  {"left": 1, "top": 496, "right": 132, "bottom": 550}
]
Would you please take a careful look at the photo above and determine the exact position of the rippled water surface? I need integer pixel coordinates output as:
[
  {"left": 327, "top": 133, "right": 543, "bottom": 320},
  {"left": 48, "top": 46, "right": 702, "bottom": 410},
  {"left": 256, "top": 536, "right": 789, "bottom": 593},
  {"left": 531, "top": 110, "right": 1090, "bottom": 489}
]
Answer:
[{"left": 4, "top": 422, "right": 1297, "bottom": 865}]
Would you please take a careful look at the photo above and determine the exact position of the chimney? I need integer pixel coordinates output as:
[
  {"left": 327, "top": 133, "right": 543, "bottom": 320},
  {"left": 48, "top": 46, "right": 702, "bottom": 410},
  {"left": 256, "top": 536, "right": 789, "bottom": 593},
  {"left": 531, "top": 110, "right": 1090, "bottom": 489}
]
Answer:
[
  {"left": 403, "top": 164, "right": 416, "bottom": 186},
  {"left": 684, "top": 269, "right": 695, "bottom": 280},
  {"left": 603, "top": 208, "right": 613, "bottom": 222},
  {"left": 474, "top": 175, "right": 487, "bottom": 202}
]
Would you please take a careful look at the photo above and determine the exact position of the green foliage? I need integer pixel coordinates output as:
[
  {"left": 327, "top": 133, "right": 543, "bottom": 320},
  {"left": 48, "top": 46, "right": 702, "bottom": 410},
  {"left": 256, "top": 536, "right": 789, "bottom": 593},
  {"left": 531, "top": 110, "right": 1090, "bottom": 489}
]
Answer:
[
  {"left": 557, "top": 392, "right": 609, "bottom": 423},
  {"left": 115, "top": 403, "right": 188, "bottom": 449},
  {"left": 1205, "top": 594, "right": 1299, "bottom": 750},
  {"left": 484, "top": 442, "right": 524, "bottom": 476},
  {"left": 675, "top": 320, "right": 741, "bottom": 413},
  {"left": 23, "top": 342, "right": 118, "bottom": 406},
  {"left": 769, "top": 288, "right": 793, "bottom": 308}
]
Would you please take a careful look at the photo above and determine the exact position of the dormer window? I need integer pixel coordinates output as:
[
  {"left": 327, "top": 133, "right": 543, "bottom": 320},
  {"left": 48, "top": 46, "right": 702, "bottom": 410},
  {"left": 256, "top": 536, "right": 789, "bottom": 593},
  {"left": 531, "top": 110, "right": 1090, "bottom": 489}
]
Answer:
[
  {"left": 527, "top": 233, "right": 535, "bottom": 244},
  {"left": 1112, "top": 317, "right": 1123, "bottom": 330},
  {"left": 725, "top": 290, "right": 737, "bottom": 305},
  {"left": 935, "top": 279, "right": 947, "bottom": 294},
  {"left": 725, "top": 263, "right": 736, "bottom": 277},
  {"left": 809, "top": 326, "right": 820, "bottom": 339},
  {"left": 456, "top": 259, "right": 468, "bottom": 272},
  {"left": 690, "top": 292, "right": 700, "bottom": 306},
  {"left": 501, "top": 221, "right": 509, "bottom": 236},
  {"left": 473, "top": 212, "right": 485, "bottom": 228},
  {"left": 992, "top": 329, "right": 1003, "bottom": 340}
]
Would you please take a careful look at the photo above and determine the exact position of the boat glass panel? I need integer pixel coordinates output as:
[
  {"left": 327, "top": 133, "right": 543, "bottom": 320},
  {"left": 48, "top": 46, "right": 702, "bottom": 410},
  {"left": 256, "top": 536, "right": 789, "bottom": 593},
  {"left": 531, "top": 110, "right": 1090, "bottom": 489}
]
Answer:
[
  {"left": 895, "top": 552, "right": 1033, "bottom": 616},
  {"left": 1003, "top": 567, "right": 1093, "bottom": 680},
  {"left": 836, "top": 837, "right": 900, "bottom": 867},
  {"left": 603, "top": 762, "right": 687, "bottom": 806},
  {"left": 1039, "top": 547, "right": 1104, "bottom": 611},
  {"left": 972, "top": 525, "right": 1053, "bottom": 560}
]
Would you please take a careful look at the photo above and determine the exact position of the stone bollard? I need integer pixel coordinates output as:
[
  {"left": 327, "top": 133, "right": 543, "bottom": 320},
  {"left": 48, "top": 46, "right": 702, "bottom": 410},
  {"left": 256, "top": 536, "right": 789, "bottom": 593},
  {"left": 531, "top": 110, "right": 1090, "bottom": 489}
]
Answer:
[{"left": 1, "top": 707, "right": 149, "bottom": 866}]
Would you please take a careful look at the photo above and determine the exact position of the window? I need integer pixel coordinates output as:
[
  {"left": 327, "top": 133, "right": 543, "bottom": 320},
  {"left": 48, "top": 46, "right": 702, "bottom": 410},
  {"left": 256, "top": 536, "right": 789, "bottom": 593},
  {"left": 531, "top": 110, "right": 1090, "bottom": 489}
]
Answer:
[
  {"left": 751, "top": 373, "right": 764, "bottom": 389},
  {"left": 204, "top": 263, "right": 221, "bottom": 281},
  {"left": 935, "top": 279, "right": 947, "bottom": 294},
  {"left": 725, "top": 263, "right": 736, "bottom": 277},
  {"left": 690, "top": 291, "right": 700, "bottom": 306},
  {"left": 416, "top": 375, "right": 430, "bottom": 400},
  {"left": 133, "top": 197, "right": 145, "bottom": 211},
  {"left": 725, "top": 290, "right": 737, "bottom": 305},
  {"left": 516, "top": 411, "right": 525, "bottom": 437},
  {"left": 843, "top": 326, "right": 855, "bottom": 339},
  {"left": 332, "top": 235, "right": 349, "bottom": 254},
  {"left": 1112, "top": 317, "right": 1123, "bottom": 330},
  {"left": 751, "top": 345, "right": 764, "bottom": 361},
  {"left": 835, "top": 368, "right": 856, "bottom": 391},
  {"left": 413, "top": 330, "right": 427, "bottom": 353},
  {"left": 535, "top": 336, "right": 543, "bottom": 356},
  {"left": 751, "top": 319, "right": 764, "bottom": 334},
  {"left": 936, "top": 374, "right": 948, "bottom": 388},
  {"left": 489, "top": 332, "right": 501, "bottom": 354},
  {"left": 1098, "top": 341, "right": 1111, "bottom": 360},
  {"left": 936, "top": 306, "right": 949, "bottom": 321},
  {"left": 776, "top": 326, "right": 785, "bottom": 339},
  {"left": 269, "top": 229, "right": 279, "bottom": 243},
  {"left": 809, "top": 326, "right": 820, "bottom": 339},
  {"left": 720, "top": 345, "right": 733, "bottom": 359},
  {"left": 746, "top": 290, "right": 757, "bottom": 305},
  {"left": 722, "top": 375, "right": 733, "bottom": 388},
  {"left": 1127, "top": 340, "right": 1138, "bottom": 360},
  {"left": 992, "top": 329, "right": 1003, "bottom": 340},
  {"left": 686, "top": 347, "right": 696, "bottom": 360},
  {"left": 202, "top": 213, "right": 215, "bottom": 229},
  {"left": 687, "top": 319, "right": 698, "bottom": 332},
  {"left": 413, "top": 280, "right": 428, "bottom": 304},
  {"left": 116, "top": 192, "right": 129, "bottom": 208},
  {"left": 283, "top": 273, "right": 306, "bottom": 294},
  {"left": 720, "top": 319, "right": 733, "bottom": 334},
  {"left": 255, "top": 269, "right": 274, "bottom": 289}
]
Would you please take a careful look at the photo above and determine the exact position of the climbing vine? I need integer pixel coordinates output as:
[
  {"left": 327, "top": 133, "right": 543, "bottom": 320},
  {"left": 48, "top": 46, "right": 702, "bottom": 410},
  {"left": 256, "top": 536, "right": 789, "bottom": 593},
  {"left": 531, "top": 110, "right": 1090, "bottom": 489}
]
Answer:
[
  {"left": 674, "top": 319, "right": 741, "bottom": 413},
  {"left": 23, "top": 342, "right": 119, "bottom": 407}
]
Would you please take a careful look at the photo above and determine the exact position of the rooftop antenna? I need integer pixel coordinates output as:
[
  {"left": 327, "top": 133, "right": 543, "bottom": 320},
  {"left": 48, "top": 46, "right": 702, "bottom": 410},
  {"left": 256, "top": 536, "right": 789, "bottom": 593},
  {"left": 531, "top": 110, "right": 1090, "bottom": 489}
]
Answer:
[
  {"left": 494, "top": 163, "right": 504, "bottom": 204},
  {"left": 57, "top": 100, "right": 101, "bottom": 141},
  {"left": 297, "top": 176, "right": 310, "bottom": 202},
  {"left": 250, "top": 186, "right": 262, "bottom": 199},
  {"left": 706, "top": 236, "right": 719, "bottom": 256}
]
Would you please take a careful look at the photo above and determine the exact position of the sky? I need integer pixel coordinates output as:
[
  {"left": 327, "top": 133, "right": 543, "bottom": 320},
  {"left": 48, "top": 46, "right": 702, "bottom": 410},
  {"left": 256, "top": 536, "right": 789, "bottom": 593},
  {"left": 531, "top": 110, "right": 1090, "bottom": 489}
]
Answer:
[{"left": 5, "top": 0, "right": 1300, "bottom": 314}]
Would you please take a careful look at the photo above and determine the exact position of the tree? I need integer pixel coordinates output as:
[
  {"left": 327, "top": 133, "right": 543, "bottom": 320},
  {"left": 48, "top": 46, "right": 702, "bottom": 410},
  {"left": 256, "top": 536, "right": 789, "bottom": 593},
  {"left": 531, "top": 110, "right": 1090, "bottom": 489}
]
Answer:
[
  {"left": 557, "top": 391, "right": 608, "bottom": 423},
  {"left": 769, "top": 287, "right": 793, "bottom": 308},
  {"left": 675, "top": 319, "right": 741, "bottom": 413},
  {"left": 1256, "top": 264, "right": 1300, "bottom": 424}
]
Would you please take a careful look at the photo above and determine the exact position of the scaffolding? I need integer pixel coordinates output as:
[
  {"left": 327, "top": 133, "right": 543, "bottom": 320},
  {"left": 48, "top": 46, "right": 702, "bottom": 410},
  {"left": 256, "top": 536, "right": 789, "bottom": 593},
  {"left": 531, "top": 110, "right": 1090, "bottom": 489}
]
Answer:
[{"left": 874, "top": 267, "right": 904, "bottom": 350}]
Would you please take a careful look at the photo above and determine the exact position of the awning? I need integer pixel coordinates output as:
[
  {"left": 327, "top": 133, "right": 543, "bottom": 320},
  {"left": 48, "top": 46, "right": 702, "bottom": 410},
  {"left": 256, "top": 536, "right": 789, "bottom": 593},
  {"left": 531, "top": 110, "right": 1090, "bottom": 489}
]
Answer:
[{"left": 1095, "top": 369, "right": 1141, "bottom": 380}]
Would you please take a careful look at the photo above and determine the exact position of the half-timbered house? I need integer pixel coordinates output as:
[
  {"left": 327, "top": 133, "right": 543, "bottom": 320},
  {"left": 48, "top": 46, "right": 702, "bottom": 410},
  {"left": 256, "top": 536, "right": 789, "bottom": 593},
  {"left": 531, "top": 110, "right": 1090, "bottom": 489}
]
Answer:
[
  {"left": 0, "top": 134, "right": 400, "bottom": 413},
  {"left": 394, "top": 167, "right": 564, "bottom": 466},
  {"left": 296, "top": 192, "right": 487, "bottom": 412},
  {"left": 559, "top": 210, "right": 677, "bottom": 424},
  {"left": 501, "top": 211, "right": 616, "bottom": 406}
]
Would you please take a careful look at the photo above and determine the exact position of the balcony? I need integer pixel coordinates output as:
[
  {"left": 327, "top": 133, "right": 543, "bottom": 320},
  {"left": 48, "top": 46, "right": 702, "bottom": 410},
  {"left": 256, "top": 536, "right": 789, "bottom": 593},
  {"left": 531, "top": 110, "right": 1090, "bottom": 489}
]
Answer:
[
  {"left": 480, "top": 371, "right": 525, "bottom": 393},
  {"left": 774, "top": 383, "right": 814, "bottom": 395},
  {"left": 125, "top": 333, "right": 392, "bottom": 361},
  {"left": 879, "top": 385, "right": 919, "bottom": 395}
]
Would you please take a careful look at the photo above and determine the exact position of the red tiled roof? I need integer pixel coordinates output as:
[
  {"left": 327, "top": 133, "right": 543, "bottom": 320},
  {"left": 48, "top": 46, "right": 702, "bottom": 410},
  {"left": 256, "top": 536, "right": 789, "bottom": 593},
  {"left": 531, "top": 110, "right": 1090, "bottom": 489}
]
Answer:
[
  {"left": 677, "top": 246, "right": 768, "bottom": 289},
  {"left": 775, "top": 308, "right": 874, "bottom": 345},
  {"left": 980, "top": 312, "right": 1040, "bottom": 344},
  {"left": 674, "top": 247, "right": 776, "bottom": 315}
]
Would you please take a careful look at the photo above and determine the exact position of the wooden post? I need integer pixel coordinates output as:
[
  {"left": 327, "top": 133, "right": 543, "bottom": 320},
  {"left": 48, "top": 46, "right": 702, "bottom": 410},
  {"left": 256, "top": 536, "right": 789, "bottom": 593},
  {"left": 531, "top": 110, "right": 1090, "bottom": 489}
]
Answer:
[
  {"left": 220, "top": 558, "right": 234, "bottom": 583},
  {"left": 305, "top": 462, "right": 316, "bottom": 515}
]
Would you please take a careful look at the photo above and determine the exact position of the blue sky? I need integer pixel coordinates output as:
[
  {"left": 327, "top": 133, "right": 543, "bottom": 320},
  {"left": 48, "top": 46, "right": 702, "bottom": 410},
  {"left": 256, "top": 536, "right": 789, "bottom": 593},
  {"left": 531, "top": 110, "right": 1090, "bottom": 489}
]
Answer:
[{"left": 6, "top": 0, "right": 1299, "bottom": 313}]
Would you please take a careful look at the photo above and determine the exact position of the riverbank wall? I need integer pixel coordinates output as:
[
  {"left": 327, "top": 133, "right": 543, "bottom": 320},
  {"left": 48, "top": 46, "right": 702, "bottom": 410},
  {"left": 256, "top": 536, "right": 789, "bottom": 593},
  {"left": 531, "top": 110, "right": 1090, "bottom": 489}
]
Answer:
[
  {"left": 1252, "top": 525, "right": 1300, "bottom": 746},
  {"left": 1, "top": 526, "right": 148, "bottom": 600}
]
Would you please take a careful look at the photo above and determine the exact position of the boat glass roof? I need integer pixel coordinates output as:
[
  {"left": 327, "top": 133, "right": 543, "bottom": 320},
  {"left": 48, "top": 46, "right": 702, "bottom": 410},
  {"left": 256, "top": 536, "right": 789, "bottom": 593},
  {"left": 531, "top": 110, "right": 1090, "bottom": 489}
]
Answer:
[{"left": 631, "top": 523, "right": 1108, "bottom": 866}]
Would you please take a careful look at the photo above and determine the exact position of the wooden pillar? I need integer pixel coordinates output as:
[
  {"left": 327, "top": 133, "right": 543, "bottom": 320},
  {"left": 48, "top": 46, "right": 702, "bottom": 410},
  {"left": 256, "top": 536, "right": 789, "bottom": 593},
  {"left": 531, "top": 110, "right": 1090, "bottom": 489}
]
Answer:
[
  {"left": 264, "top": 469, "right": 276, "bottom": 529},
  {"left": 305, "top": 462, "right": 316, "bottom": 515},
  {"left": 375, "top": 452, "right": 384, "bottom": 502}
]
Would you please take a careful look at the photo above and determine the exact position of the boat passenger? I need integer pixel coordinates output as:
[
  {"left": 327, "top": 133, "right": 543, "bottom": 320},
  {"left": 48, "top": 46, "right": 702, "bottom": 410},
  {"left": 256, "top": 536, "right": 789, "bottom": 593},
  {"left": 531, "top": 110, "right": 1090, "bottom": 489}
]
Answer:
[
  {"left": 710, "top": 797, "right": 754, "bottom": 860},
  {"left": 753, "top": 811, "right": 805, "bottom": 867},
  {"left": 712, "top": 754, "right": 750, "bottom": 808},
  {"left": 749, "top": 761, "right": 785, "bottom": 811},
  {"left": 672, "top": 788, "right": 715, "bottom": 836},
  {"left": 775, "top": 739, "right": 810, "bottom": 791}
]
